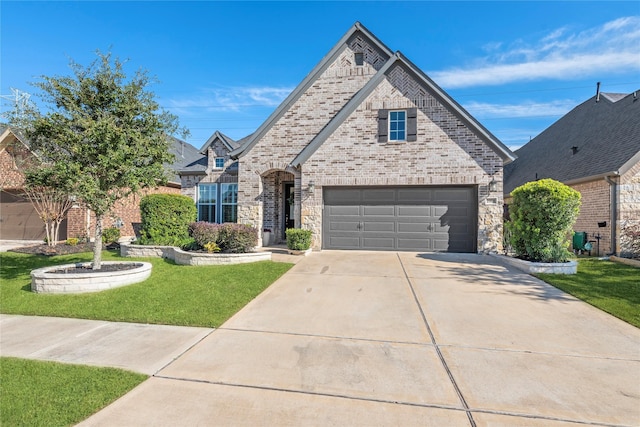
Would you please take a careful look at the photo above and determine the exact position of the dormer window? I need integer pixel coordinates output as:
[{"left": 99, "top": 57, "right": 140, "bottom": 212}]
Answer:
[
  {"left": 214, "top": 157, "right": 224, "bottom": 169},
  {"left": 354, "top": 52, "right": 364, "bottom": 66}
]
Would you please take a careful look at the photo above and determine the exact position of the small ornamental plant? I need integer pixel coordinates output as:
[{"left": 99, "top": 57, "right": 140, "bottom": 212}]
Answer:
[
  {"left": 506, "top": 179, "right": 581, "bottom": 263},
  {"left": 285, "top": 228, "right": 312, "bottom": 251},
  {"left": 102, "top": 227, "right": 121, "bottom": 244},
  {"left": 65, "top": 237, "right": 79, "bottom": 246},
  {"left": 203, "top": 242, "right": 221, "bottom": 253}
]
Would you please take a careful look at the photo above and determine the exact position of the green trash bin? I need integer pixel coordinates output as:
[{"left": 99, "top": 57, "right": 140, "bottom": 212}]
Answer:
[{"left": 573, "top": 232, "right": 587, "bottom": 251}]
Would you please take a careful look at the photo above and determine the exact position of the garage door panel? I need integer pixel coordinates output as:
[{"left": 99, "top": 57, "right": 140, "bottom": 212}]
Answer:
[
  {"left": 363, "top": 221, "right": 395, "bottom": 232},
  {"left": 434, "top": 188, "right": 473, "bottom": 202},
  {"left": 362, "top": 237, "right": 395, "bottom": 249},
  {"left": 327, "top": 205, "right": 360, "bottom": 216},
  {"left": 363, "top": 206, "right": 395, "bottom": 216},
  {"left": 397, "top": 188, "right": 432, "bottom": 204},
  {"left": 362, "top": 188, "right": 396, "bottom": 204},
  {"left": 323, "top": 186, "right": 476, "bottom": 252},
  {"left": 397, "top": 206, "right": 432, "bottom": 217}
]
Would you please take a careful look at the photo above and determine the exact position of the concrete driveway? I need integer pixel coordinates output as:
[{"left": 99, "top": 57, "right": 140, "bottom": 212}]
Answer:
[{"left": 73, "top": 251, "right": 639, "bottom": 426}]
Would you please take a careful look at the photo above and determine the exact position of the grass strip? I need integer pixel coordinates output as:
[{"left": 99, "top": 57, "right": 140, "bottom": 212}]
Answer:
[
  {"left": 0, "top": 357, "right": 146, "bottom": 427},
  {"left": 536, "top": 258, "right": 640, "bottom": 328},
  {"left": 0, "top": 250, "right": 293, "bottom": 327}
]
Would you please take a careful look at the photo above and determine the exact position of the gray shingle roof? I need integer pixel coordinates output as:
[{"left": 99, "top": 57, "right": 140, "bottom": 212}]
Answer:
[
  {"left": 168, "top": 137, "right": 203, "bottom": 182},
  {"left": 504, "top": 91, "right": 640, "bottom": 195}
]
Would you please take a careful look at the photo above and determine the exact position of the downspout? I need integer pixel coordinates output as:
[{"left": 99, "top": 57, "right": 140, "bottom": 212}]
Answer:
[{"left": 605, "top": 176, "right": 617, "bottom": 255}]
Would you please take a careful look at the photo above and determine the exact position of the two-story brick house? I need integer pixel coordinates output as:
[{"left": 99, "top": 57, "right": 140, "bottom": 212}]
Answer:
[{"left": 180, "top": 22, "right": 516, "bottom": 252}]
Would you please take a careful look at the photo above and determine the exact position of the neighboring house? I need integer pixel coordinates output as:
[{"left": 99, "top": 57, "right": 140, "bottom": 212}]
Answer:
[
  {"left": 504, "top": 90, "right": 640, "bottom": 257},
  {"left": 180, "top": 22, "right": 516, "bottom": 253},
  {"left": 0, "top": 125, "right": 197, "bottom": 241}
]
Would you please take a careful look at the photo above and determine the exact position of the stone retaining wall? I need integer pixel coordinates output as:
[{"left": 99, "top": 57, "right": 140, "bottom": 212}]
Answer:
[
  {"left": 121, "top": 243, "right": 271, "bottom": 265},
  {"left": 490, "top": 254, "right": 577, "bottom": 274}
]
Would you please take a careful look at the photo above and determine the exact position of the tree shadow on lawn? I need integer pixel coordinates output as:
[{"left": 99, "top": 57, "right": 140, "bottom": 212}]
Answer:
[{"left": 412, "top": 252, "right": 576, "bottom": 303}]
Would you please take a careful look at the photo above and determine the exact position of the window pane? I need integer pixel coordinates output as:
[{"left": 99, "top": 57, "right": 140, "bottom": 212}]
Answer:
[
  {"left": 198, "top": 205, "right": 216, "bottom": 223},
  {"left": 221, "top": 184, "right": 237, "bottom": 203},
  {"left": 222, "top": 205, "right": 237, "bottom": 223},
  {"left": 215, "top": 158, "right": 224, "bottom": 168},
  {"left": 390, "top": 111, "right": 398, "bottom": 120},
  {"left": 198, "top": 184, "right": 217, "bottom": 204},
  {"left": 397, "top": 122, "right": 405, "bottom": 131},
  {"left": 397, "top": 130, "right": 405, "bottom": 140}
]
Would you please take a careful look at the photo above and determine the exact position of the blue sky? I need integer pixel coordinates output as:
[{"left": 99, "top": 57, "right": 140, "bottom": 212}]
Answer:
[{"left": 1, "top": 1, "right": 639, "bottom": 151}]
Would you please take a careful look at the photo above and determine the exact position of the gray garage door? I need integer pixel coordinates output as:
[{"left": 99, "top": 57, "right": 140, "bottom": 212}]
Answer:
[{"left": 323, "top": 186, "right": 477, "bottom": 252}]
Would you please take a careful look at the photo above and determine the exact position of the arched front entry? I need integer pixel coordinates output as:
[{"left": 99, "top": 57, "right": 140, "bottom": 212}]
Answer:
[{"left": 261, "top": 169, "right": 297, "bottom": 244}]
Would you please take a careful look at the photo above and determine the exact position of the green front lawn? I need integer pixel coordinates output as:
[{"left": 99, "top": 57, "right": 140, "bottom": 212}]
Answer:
[
  {"left": 0, "top": 250, "right": 293, "bottom": 327},
  {"left": 0, "top": 357, "right": 146, "bottom": 427},
  {"left": 537, "top": 258, "right": 640, "bottom": 328}
]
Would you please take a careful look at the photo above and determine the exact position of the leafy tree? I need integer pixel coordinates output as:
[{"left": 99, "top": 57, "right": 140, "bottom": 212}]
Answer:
[
  {"left": 506, "top": 178, "right": 581, "bottom": 262},
  {"left": 13, "top": 52, "right": 186, "bottom": 269}
]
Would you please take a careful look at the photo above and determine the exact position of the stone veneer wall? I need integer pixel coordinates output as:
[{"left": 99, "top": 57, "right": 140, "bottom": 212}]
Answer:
[
  {"left": 619, "top": 161, "right": 640, "bottom": 257},
  {"left": 569, "top": 179, "right": 612, "bottom": 256},
  {"left": 303, "top": 65, "right": 504, "bottom": 252}
]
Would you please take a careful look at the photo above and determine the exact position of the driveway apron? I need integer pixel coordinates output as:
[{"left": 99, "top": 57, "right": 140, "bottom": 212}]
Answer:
[{"left": 81, "top": 251, "right": 640, "bottom": 427}]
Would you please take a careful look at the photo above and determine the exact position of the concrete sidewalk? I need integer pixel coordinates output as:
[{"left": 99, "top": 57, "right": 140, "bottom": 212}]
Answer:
[
  {"left": 77, "top": 251, "right": 640, "bottom": 427},
  {"left": 0, "top": 315, "right": 213, "bottom": 375}
]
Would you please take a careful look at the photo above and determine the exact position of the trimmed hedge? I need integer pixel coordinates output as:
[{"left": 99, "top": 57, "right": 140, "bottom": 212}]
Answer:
[
  {"left": 139, "top": 194, "right": 196, "bottom": 246},
  {"left": 286, "top": 228, "right": 312, "bottom": 251},
  {"left": 102, "top": 227, "right": 121, "bottom": 244},
  {"left": 506, "top": 179, "right": 581, "bottom": 262},
  {"left": 189, "top": 222, "right": 258, "bottom": 253}
]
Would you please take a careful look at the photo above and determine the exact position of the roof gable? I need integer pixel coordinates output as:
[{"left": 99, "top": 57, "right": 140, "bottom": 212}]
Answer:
[
  {"left": 291, "top": 52, "right": 515, "bottom": 167},
  {"left": 230, "top": 22, "right": 393, "bottom": 159},
  {"left": 504, "top": 90, "right": 640, "bottom": 194},
  {"left": 199, "top": 130, "right": 239, "bottom": 154}
]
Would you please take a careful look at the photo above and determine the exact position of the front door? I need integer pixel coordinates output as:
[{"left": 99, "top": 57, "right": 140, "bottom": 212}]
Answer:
[{"left": 283, "top": 182, "right": 295, "bottom": 239}]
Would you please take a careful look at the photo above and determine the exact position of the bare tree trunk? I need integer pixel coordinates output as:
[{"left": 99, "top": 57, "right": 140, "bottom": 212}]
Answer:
[{"left": 93, "top": 215, "right": 103, "bottom": 270}]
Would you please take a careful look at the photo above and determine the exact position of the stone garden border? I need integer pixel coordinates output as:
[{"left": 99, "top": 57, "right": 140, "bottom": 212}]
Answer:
[
  {"left": 31, "top": 261, "right": 152, "bottom": 294},
  {"left": 490, "top": 254, "right": 577, "bottom": 274},
  {"left": 610, "top": 256, "right": 640, "bottom": 268},
  {"left": 120, "top": 243, "right": 272, "bottom": 265}
]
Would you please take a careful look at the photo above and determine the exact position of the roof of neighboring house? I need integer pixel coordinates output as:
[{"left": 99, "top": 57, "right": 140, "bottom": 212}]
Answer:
[
  {"left": 504, "top": 91, "right": 640, "bottom": 195},
  {"left": 1, "top": 124, "right": 196, "bottom": 186},
  {"left": 167, "top": 137, "right": 203, "bottom": 182}
]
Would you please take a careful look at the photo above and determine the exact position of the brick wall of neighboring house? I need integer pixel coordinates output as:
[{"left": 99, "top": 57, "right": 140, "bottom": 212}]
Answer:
[
  {"left": 619, "top": 161, "right": 640, "bottom": 257},
  {"left": 67, "top": 186, "right": 181, "bottom": 241},
  {"left": 570, "top": 179, "right": 612, "bottom": 256},
  {"left": 0, "top": 140, "right": 29, "bottom": 189},
  {"left": 237, "top": 41, "right": 389, "bottom": 236},
  {"left": 181, "top": 142, "right": 238, "bottom": 203},
  {"left": 303, "top": 65, "right": 504, "bottom": 252}
]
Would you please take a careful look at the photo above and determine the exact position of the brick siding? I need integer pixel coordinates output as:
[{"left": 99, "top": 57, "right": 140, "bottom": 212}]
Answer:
[
  {"left": 570, "top": 179, "right": 611, "bottom": 256},
  {"left": 619, "top": 162, "right": 640, "bottom": 257}
]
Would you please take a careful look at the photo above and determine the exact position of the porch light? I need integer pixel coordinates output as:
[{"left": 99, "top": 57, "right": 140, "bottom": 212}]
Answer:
[
  {"left": 488, "top": 178, "right": 498, "bottom": 193},
  {"left": 308, "top": 180, "right": 315, "bottom": 194}
]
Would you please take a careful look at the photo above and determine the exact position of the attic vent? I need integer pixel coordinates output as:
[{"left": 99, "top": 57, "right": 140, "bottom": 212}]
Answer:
[
  {"left": 571, "top": 146, "right": 579, "bottom": 155},
  {"left": 354, "top": 52, "right": 364, "bottom": 66}
]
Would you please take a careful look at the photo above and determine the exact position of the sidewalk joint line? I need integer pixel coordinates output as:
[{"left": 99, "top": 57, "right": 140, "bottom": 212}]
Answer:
[
  {"left": 217, "top": 327, "right": 433, "bottom": 347},
  {"left": 152, "top": 328, "right": 218, "bottom": 376},
  {"left": 154, "top": 374, "right": 468, "bottom": 413},
  {"left": 396, "top": 253, "right": 476, "bottom": 427}
]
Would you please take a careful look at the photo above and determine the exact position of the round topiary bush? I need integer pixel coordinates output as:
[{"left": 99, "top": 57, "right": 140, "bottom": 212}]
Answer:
[
  {"left": 506, "top": 178, "right": 581, "bottom": 263},
  {"left": 286, "top": 228, "right": 312, "bottom": 251},
  {"left": 139, "top": 194, "right": 196, "bottom": 246}
]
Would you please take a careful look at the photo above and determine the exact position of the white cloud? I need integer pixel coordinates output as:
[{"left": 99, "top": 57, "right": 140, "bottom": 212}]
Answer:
[
  {"left": 431, "top": 16, "right": 640, "bottom": 88},
  {"left": 463, "top": 99, "right": 578, "bottom": 119},
  {"left": 166, "top": 85, "right": 293, "bottom": 115}
]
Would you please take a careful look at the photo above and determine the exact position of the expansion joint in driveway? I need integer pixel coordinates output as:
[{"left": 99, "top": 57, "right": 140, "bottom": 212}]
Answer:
[{"left": 397, "top": 253, "right": 476, "bottom": 427}]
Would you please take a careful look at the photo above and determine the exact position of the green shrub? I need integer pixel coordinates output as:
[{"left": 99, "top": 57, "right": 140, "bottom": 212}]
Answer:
[
  {"left": 506, "top": 179, "right": 581, "bottom": 262},
  {"left": 102, "top": 227, "right": 121, "bottom": 244},
  {"left": 286, "top": 228, "right": 312, "bottom": 251},
  {"left": 216, "top": 223, "right": 258, "bottom": 253},
  {"left": 65, "top": 237, "right": 79, "bottom": 246},
  {"left": 139, "top": 194, "right": 196, "bottom": 246}
]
